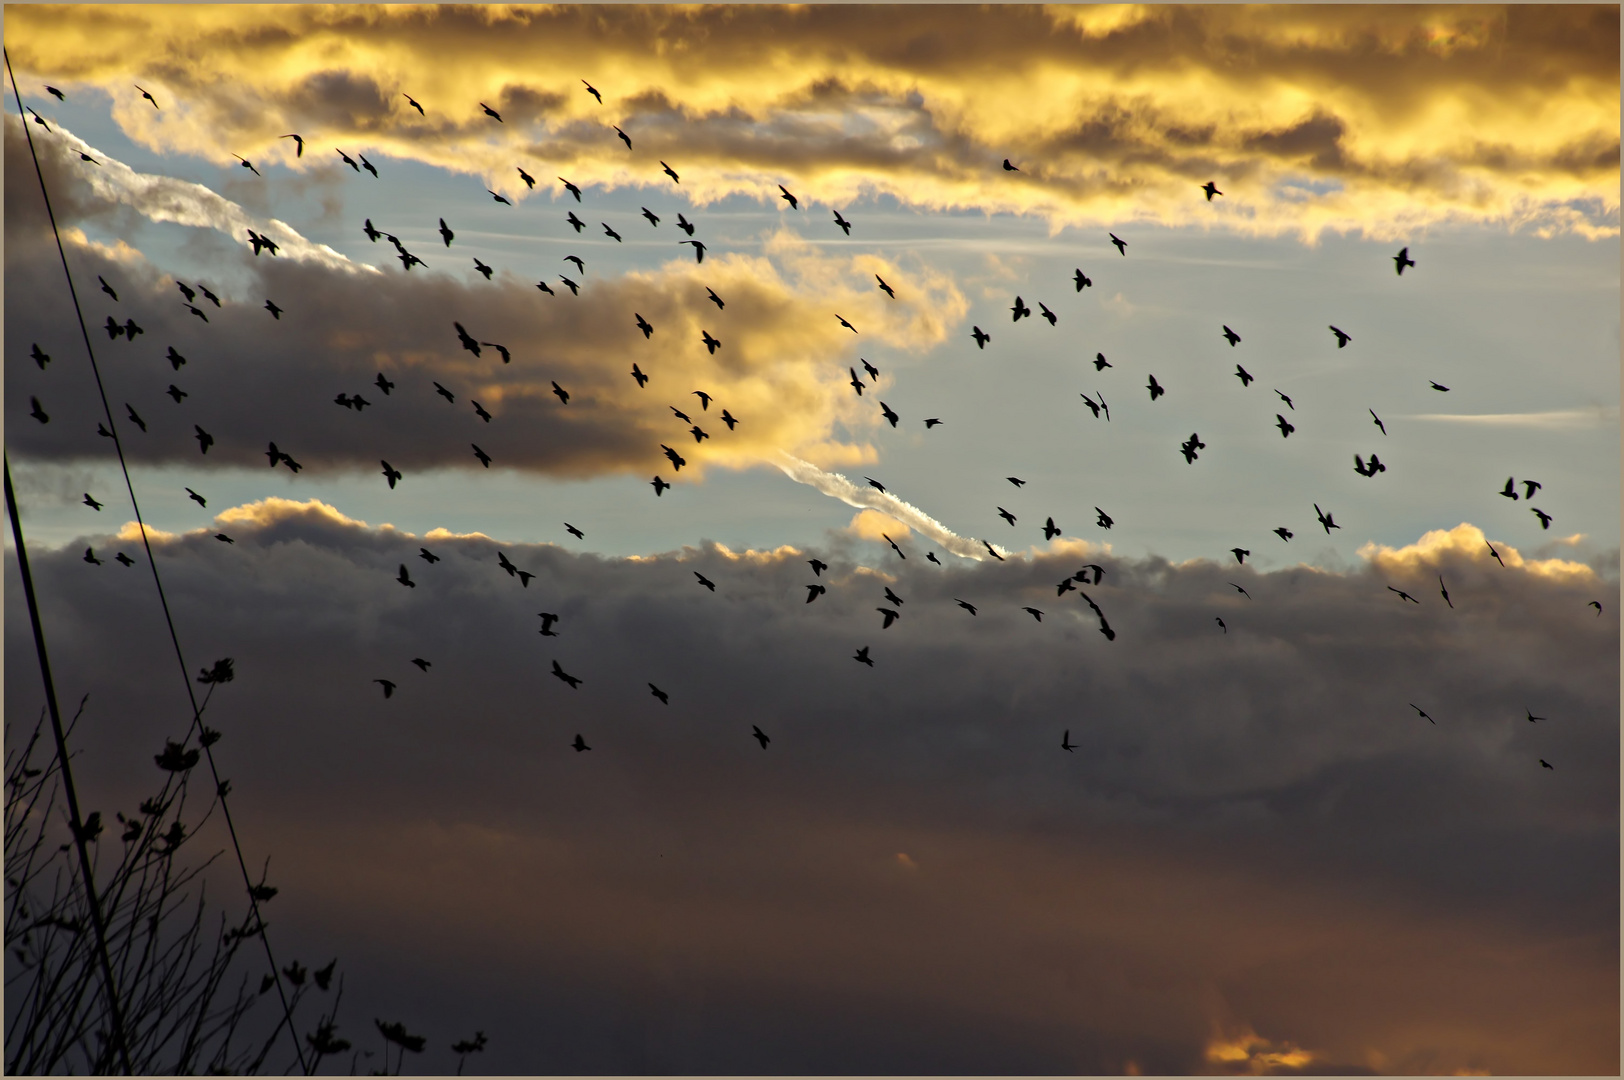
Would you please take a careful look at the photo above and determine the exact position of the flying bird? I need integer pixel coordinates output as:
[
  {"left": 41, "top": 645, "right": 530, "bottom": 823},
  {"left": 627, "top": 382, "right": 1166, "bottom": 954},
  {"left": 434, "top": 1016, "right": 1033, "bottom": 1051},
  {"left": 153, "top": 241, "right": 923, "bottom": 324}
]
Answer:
[
  {"left": 582, "top": 80, "right": 602, "bottom": 103},
  {"left": 883, "top": 534, "right": 906, "bottom": 560},
  {"left": 1370, "top": 409, "right": 1387, "bottom": 435},
  {"left": 1079, "top": 392, "right": 1107, "bottom": 420},
  {"left": 560, "top": 276, "right": 580, "bottom": 295},
  {"left": 1216, "top": 617, "right": 1227, "bottom": 633},
  {"left": 472, "top": 444, "right": 492, "bottom": 467},
  {"left": 677, "top": 213, "right": 696, "bottom": 236},
  {"left": 83, "top": 547, "right": 103, "bottom": 565},
  {"left": 1589, "top": 600, "right": 1603, "bottom": 615},
  {"left": 981, "top": 540, "right": 1005, "bottom": 562},
  {"left": 420, "top": 548, "right": 439, "bottom": 564},
  {"left": 1231, "top": 548, "right": 1250, "bottom": 564},
  {"left": 1314, "top": 504, "right": 1340, "bottom": 534},
  {"left": 702, "top": 330, "right": 721, "bottom": 354},
  {"left": 721, "top": 409, "right": 739, "bottom": 430},
  {"left": 1061, "top": 729, "right": 1076, "bottom": 751},
  {"left": 863, "top": 359, "right": 880, "bottom": 380},
  {"left": 566, "top": 212, "right": 585, "bottom": 233},
  {"left": 231, "top": 154, "right": 261, "bottom": 177},
  {"left": 649, "top": 684, "right": 669, "bottom": 704},
  {"left": 472, "top": 401, "right": 492, "bottom": 422},
  {"left": 1439, "top": 576, "right": 1453, "bottom": 608},
  {"left": 375, "top": 679, "right": 395, "bottom": 698},
  {"left": 1096, "top": 507, "right": 1114, "bottom": 529},
  {"left": 1222, "top": 325, "right": 1240, "bottom": 347},
  {"left": 29, "top": 397, "right": 49, "bottom": 424},
  {"left": 1229, "top": 582, "right": 1251, "bottom": 599},
  {"left": 972, "top": 325, "right": 990, "bottom": 349},
  {"left": 662, "top": 445, "right": 686, "bottom": 470},
  {"left": 681, "top": 240, "right": 706, "bottom": 263},
  {"left": 337, "top": 149, "right": 360, "bottom": 172},
  {"left": 125, "top": 404, "right": 146, "bottom": 432},
  {"left": 27, "top": 107, "right": 52, "bottom": 130},
  {"left": 98, "top": 275, "right": 119, "bottom": 301},
  {"left": 641, "top": 207, "right": 660, "bottom": 227},
  {"left": 806, "top": 583, "right": 826, "bottom": 603},
  {"left": 1274, "top": 527, "right": 1293, "bottom": 541},
  {"left": 1201, "top": 181, "right": 1221, "bottom": 201},
  {"left": 473, "top": 258, "right": 494, "bottom": 280},
  {"left": 1109, "top": 233, "right": 1127, "bottom": 255},
  {"left": 690, "top": 425, "right": 709, "bottom": 443},
  {"left": 692, "top": 390, "right": 713, "bottom": 411},
  {"left": 1531, "top": 507, "right": 1552, "bottom": 529},
  {"left": 46, "top": 85, "right": 65, "bottom": 101},
  {"left": 434, "top": 381, "right": 457, "bottom": 403},
  {"left": 671, "top": 406, "right": 692, "bottom": 423},
  {"left": 1011, "top": 296, "right": 1031, "bottom": 322},
  {"left": 30, "top": 343, "right": 50, "bottom": 369},
  {"left": 1023, "top": 607, "right": 1044, "bottom": 622},
  {"left": 1274, "top": 390, "right": 1294, "bottom": 410},
  {"left": 186, "top": 488, "right": 207, "bottom": 507},
  {"left": 1499, "top": 477, "right": 1519, "bottom": 501},
  {"left": 82, "top": 493, "right": 103, "bottom": 511},
  {"left": 878, "top": 607, "right": 900, "bottom": 629},
  {"left": 487, "top": 189, "right": 510, "bottom": 206},
  {"left": 1094, "top": 352, "right": 1111, "bottom": 370},
  {"left": 1388, "top": 586, "right": 1420, "bottom": 604},
  {"left": 397, "top": 564, "right": 415, "bottom": 588},
  {"left": 1002, "top": 159, "right": 1020, "bottom": 171},
  {"left": 602, "top": 222, "right": 623, "bottom": 242},
  {"left": 926, "top": 553, "right": 940, "bottom": 564},
  {"left": 997, "top": 507, "right": 1017, "bottom": 526},
  {"left": 551, "top": 661, "right": 582, "bottom": 689},
  {"left": 412, "top": 658, "right": 431, "bottom": 672},
  {"left": 438, "top": 218, "right": 455, "bottom": 246},
  {"left": 883, "top": 586, "right": 903, "bottom": 607},
  {"left": 636, "top": 313, "right": 654, "bottom": 338},
  {"left": 135, "top": 85, "right": 159, "bottom": 108},
  {"left": 194, "top": 426, "right": 213, "bottom": 453},
  {"left": 833, "top": 210, "right": 852, "bottom": 234},
  {"left": 924, "top": 417, "right": 943, "bottom": 428},
  {"left": 1329, "top": 325, "right": 1351, "bottom": 348},
  {"left": 612, "top": 125, "right": 633, "bottom": 150},
  {"left": 572, "top": 734, "right": 590, "bottom": 752},
  {"left": 264, "top": 300, "right": 283, "bottom": 319},
  {"left": 1522, "top": 480, "right": 1542, "bottom": 499},
  {"left": 631, "top": 363, "right": 649, "bottom": 388},
  {"left": 1275, "top": 414, "right": 1295, "bottom": 438},
  {"left": 114, "top": 552, "right": 134, "bottom": 567},
  {"left": 104, "top": 315, "right": 123, "bottom": 339},
  {"left": 375, "top": 373, "right": 395, "bottom": 396},
  {"left": 1429, "top": 381, "right": 1449, "bottom": 392},
  {"left": 497, "top": 552, "right": 518, "bottom": 577},
  {"left": 836, "top": 314, "right": 858, "bottom": 333},
  {"left": 694, "top": 572, "right": 716, "bottom": 592},
  {"left": 1038, "top": 302, "right": 1057, "bottom": 326},
  {"left": 751, "top": 725, "right": 770, "bottom": 749},
  {"left": 538, "top": 612, "right": 559, "bottom": 636},
  {"left": 662, "top": 161, "right": 680, "bottom": 184},
  {"left": 876, "top": 275, "right": 895, "bottom": 299},
  {"left": 516, "top": 167, "right": 537, "bottom": 190},
  {"left": 651, "top": 475, "right": 670, "bottom": 496},
  {"left": 1487, "top": 541, "right": 1505, "bottom": 567},
  {"left": 865, "top": 477, "right": 886, "bottom": 493},
  {"left": 778, "top": 185, "right": 798, "bottom": 210},
  {"left": 552, "top": 382, "right": 570, "bottom": 404},
  {"left": 404, "top": 93, "right": 424, "bottom": 115},
  {"left": 1394, "top": 246, "right": 1415, "bottom": 275},
  {"left": 565, "top": 523, "right": 584, "bottom": 540},
  {"left": 955, "top": 599, "right": 978, "bottom": 616},
  {"left": 536, "top": 280, "right": 555, "bottom": 295},
  {"left": 1409, "top": 703, "right": 1435, "bottom": 724},
  {"left": 1147, "top": 375, "right": 1165, "bottom": 401},
  {"left": 480, "top": 102, "right": 503, "bottom": 122},
  {"left": 706, "top": 287, "right": 724, "bottom": 309},
  {"left": 854, "top": 646, "right": 875, "bottom": 667},
  {"left": 880, "top": 402, "right": 899, "bottom": 427}
]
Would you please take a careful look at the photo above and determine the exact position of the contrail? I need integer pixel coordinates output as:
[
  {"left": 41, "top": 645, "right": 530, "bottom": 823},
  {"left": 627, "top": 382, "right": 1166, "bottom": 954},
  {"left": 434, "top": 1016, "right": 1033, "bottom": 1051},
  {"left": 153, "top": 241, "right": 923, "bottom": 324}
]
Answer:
[
  {"left": 17, "top": 116, "right": 370, "bottom": 275},
  {"left": 771, "top": 451, "right": 1004, "bottom": 561}
]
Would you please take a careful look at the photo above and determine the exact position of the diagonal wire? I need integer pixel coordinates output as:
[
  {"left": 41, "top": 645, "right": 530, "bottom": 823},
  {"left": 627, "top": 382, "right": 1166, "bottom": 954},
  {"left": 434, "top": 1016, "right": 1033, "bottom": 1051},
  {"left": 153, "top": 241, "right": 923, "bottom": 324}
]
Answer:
[{"left": 5, "top": 49, "right": 311, "bottom": 1075}]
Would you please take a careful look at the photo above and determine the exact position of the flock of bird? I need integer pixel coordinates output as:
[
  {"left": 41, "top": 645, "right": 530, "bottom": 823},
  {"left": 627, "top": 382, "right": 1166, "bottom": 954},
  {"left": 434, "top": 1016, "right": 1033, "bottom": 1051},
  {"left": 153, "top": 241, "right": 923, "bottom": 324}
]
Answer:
[{"left": 21, "top": 78, "right": 1594, "bottom": 769}]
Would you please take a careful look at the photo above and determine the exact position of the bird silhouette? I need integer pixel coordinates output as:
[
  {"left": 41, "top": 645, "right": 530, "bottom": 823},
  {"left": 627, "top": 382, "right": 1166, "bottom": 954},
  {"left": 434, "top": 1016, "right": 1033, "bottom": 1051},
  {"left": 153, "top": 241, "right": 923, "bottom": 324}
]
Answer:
[
  {"left": 472, "top": 444, "right": 492, "bottom": 467},
  {"left": 1061, "top": 729, "right": 1076, "bottom": 751},
  {"left": 551, "top": 661, "right": 582, "bottom": 689},
  {"left": 420, "top": 548, "right": 439, "bottom": 563},
  {"left": 704, "top": 287, "right": 725, "bottom": 311},
  {"left": 1487, "top": 541, "right": 1505, "bottom": 567},
  {"left": 194, "top": 425, "right": 213, "bottom": 453},
  {"left": 372, "top": 373, "right": 394, "bottom": 398},
  {"left": 640, "top": 207, "right": 660, "bottom": 227},
  {"left": 1043, "top": 517, "right": 1062, "bottom": 540},
  {"left": 702, "top": 330, "right": 721, "bottom": 354},
  {"left": 1080, "top": 392, "right": 1107, "bottom": 420},
  {"left": 1109, "top": 233, "right": 1127, "bottom": 255},
  {"left": 1096, "top": 507, "right": 1114, "bottom": 529},
  {"left": 602, "top": 222, "right": 623, "bottom": 242},
  {"left": 104, "top": 315, "right": 123, "bottom": 339},
  {"left": 926, "top": 552, "right": 940, "bottom": 564},
  {"left": 29, "top": 397, "right": 49, "bottom": 424},
  {"left": 1231, "top": 548, "right": 1250, "bottom": 564},
  {"left": 751, "top": 725, "right": 770, "bottom": 749},
  {"left": 30, "top": 343, "right": 50, "bottom": 369},
  {"left": 375, "top": 679, "right": 396, "bottom": 698},
  {"left": 97, "top": 275, "right": 119, "bottom": 301},
  {"left": 1388, "top": 586, "right": 1420, "bottom": 604},
  {"left": 662, "top": 161, "right": 680, "bottom": 183},
  {"left": 1589, "top": 600, "right": 1603, "bottom": 615},
  {"left": 1002, "top": 158, "right": 1020, "bottom": 171},
  {"left": 836, "top": 314, "right": 858, "bottom": 333},
  {"left": 955, "top": 599, "right": 978, "bottom": 616},
  {"left": 1222, "top": 325, "right": 1241, "bottom": 347},
  {"left": 473, "top": 258, "right": 493, "bottom": 280},
  {"left": 631, "top": 363, "right": 649, "bottom": 387},
  {"left": 854, "top": 646, "right": 875, "bottom": 667},
  {"left": 433, "top": 381, "right": 457, "bottom": 403},
  {"left": 1531, "top": 507, "right": 1552, "bottom": 529},
  {"left": 515, "top": 166, "right": 537, "bottom": 189},
  {"left": 863, "top": 359, "right": 880, "bottom": 380},
  {"left": 997, "top": 507, "right": 1016, "bottom": 526},
  {"left": 692, "top": 390, "right": 712, "bottom": 411},
  {"left": 865, "top": 477, "right": 886, "bottom": 492},
  {"left": 1229, "top": 582, "right": 1251, "bottom": 599},
  {"left": 721, "top": 409, "right": 739, "bottom": 430},
  {"left": 1369, "top": 409, "right": 1387, "bottom": 435},
  {"left": 1075, "top": 269, "right": 1093, "bottom": 291},
  {"left": 184, "top": 303, "right": 208, "bottom": 322},
  {"left": 1394, "top": 247, "right": 1415, "bottom": 275},
  {"left": 439, "top": 218, "right": 455, "bottom": 247},
  {"left": 337, "top": 149, "right": 360, "bottom": 172},
  {"left": 649, "top": 683, "right": 669, "bottom": 705},
  {"left": 972, "top": 325, "right": 990, "bottom": 349},
  {"left": 1094, "top": 352, "right": 1112, "bottom": 371},
  {"left": 806, "top": 583, "right": 826, "bottom": 603},
  {"left": 114, "top": 552, "right": 134, "bottom": 566},
  {"left": 671, "top": 406, "right": 692, "bottom": 423},
  {"left": 636, "top": 314, "right": 654, "bottom": 338},
  {"left": 695, "top": 572, "right": 716, "bottom": 591},
  {"left": 882, "top": 586, "right": 903, "bottom": 606},
  {"left": 404, "top": 93, "right": 424, "bottom": 115},
  {"left": 1438, "top": 576, "right": 1453, "bottom": 608},
  {"left": 1275, "top": 414, "right": 1295, "bottom": 438},
  {"left": 122, "top": 317, "right": 144, "bottom": 339},
  {"left": 1429, "top": 381, "right": 1449, "bottom": 392},
  {"left": 411, "top": 658, "right": 431, "bottom": 672},
  {"left": 1540, "top": 759, "right": 1554, "bottom": 769},
  {"left": 1329, "top": 325, "right": 1351, "bottom": 348},
  {"left": 564, "top": 523, "right": 584, "bottom": 540},
  {"left": 662, "top": 445, "right": 687, "bottom": 470},
  {"left": 185, "top": 487, "right": 207, "bottom": 507},
  {"left": 264, "top": 300, "right": 282, "bottom": 319},
  {"left": 1409, "top": 703, "right": 1434, "bottom": 724},
  {"left": 1522, "top": 480, "right": 1542, "bottom": 499},
  {"left": 1216, "top": 617, "right": 1227, "bottom": 633},
  {"left": 651, "top": 475, "right": 670, "bottom": 495},
  {"left": 778, "top": 185, "right": 799, "bottom": 209},
  {"left": 266, "top": 441, "right": 286, "bottom": 469},
  {"left": 572, "top": 733, "right": 591, "bottom": 752},
  {"left": 1201, "top": 181, "right": 1222, "bottom": 201},
  {"left": 1275, "top": 389, "right": 1294, "bottom": 410},
  {"left": 677, "top": 213, "right": 696, "bottom": 236},
  {"left": 1147, "top": 375, "right": 1165, "bottom": 400},
  {"left": 806, "top": 558, "right": 829, "bottom": 577},
  {"left": 232, "top": 153, "right": 261, "bottom": 177},
  {"left": 480, "top": 102, "right": 503, "bottom": 122},
  {"left": 135, "top": 85, "right": 159, "bottom": 108},
  {"left": 487, "top": 189, "right": 510, "bottom": 205},
  {"left": 1039, "top": 302, "right": 1057, "bottom": 326},
  {"left": 924, "top": 418, "right": 943, "bottom": 428},
  {"left": 1011, "top": 296, "right": 1031, "bottom": 322},
  {"left": 552, "top": 382, "right": 570, "bottom": 404},
  {"left": 46, "top": 85, "right": 65, "bottom": 102},
  {"left": 1274, "top": 527, "right": 1293, "bottom": 541},
  {"left": 614, "top": 125, "right": 632, "bottom": 150},
  {"left": 1314, "top": 504, "right": 1339, "bottom": 534},
  {"left": 581, "top": 79, "right": 603, "bottom": 103},
  {"left": 397, "top": 564, "right": 415, "bottom": 588},
  {"left": 177, "top": 280, "right": 196, "bottom": 301},
  {"left": 681, "top": 240, "right": 707, "bottom": 264},
  {"left": 121, "top": 404, "right": 146, "bottom": 432},
  {"left": 880, "top": 402, "right": 899, "bottom": 427},
  {"left": 566, "top": 212, "right": 586, "bottom": 234},
  {"left": 24, "top": 106, "right": 50, "bottom": 131},
  {"left": 559, "top": 276, "right": 580, "bottom": 295},
  {"left": 83, "top": 546, "right": 103, "bottom": 565},
  {"left": 80, "top": 492, "right": 103, "bottom": 512},
  {"left": 876, "top": 275, "right": 895, "bottom": 299},
  {"left": 883, "top": 534, "right": 906, "bottom": 560},
  {"left": 1499, "top": 477, "right": 1519, "bottom": 500},
  {"left": 833, "top": 209, "right": 853, "bottom": 234},
  {"left": 878, "top": 608, "right": 900, "bottom": 629}
]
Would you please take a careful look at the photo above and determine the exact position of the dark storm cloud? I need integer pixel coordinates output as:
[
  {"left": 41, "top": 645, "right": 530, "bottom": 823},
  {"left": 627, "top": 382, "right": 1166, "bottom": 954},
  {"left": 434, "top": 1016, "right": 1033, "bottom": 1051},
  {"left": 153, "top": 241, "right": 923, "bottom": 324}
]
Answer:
[{"left": 6, "top": 498, "right": 1615, "bottom": 1072}]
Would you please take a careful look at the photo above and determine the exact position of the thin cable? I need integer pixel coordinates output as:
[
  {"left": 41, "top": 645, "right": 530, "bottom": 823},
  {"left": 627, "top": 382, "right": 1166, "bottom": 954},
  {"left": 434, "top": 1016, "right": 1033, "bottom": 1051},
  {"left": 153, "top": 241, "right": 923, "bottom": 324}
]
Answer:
[
  {"left": 4, "top": 457, "right": 133, "bottom": 1075},
  {"left": 5, "top": 50, "right": 310, "bottom": 1074}
]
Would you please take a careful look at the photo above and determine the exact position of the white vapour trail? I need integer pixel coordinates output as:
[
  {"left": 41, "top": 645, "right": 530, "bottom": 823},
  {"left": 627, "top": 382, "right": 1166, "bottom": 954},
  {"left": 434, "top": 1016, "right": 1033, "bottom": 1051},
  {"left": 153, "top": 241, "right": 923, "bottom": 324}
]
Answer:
[
  {"left": 21, "top": 117, "right": 371, "bottom": 275},
  {"left": 772, "top": 451, "right": 1004, "bottom": 561}
]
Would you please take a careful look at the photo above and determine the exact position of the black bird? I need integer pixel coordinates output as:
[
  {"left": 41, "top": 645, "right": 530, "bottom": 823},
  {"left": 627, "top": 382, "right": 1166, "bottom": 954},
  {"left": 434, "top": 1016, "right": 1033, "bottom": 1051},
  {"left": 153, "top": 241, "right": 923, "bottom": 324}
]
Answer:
[
  {"left": 1147, "top": 375, "right": 1165, "bottom": 400},
  {"left": 806, "top": 583, "right": 826, "bottom": 603},
  {"left": 536, "top": 279, "right": 555, "bottom": 295},
  {"left": 1274, "top": 527, "right": 1293, "bottom": 541},
  {"left": 1539, "top": 759, "right": 1554, "bottom": 769},
  {"left": 854, "top": 646, "right": 874, "bottom": 667},
  {"left": 30, "top": 343, "right": 50, "bottom": 369},
  {"left": 479, "top": 342, "right": 512, "bottom": 365},
  {"left": 404, "top": 93, "right": 424, "bottom": 115},
  {"left": 1276, "top": 414, "right": 1295, "bottom": 438},
  {"left": 572, "top": 734, "right": 590, "bottom": 752},
  {"left": 778, "top": 185, "right": 798, "bottom": 209},
  {"left": 194, "top": 425, "right": 214, "bottom": 453},
  {"left": 721, "top": 409, "right": 739, "bottom": 430},
  {"left": 1061, "top": 729, "right": 1076, "bottom": 751},
  {"left": 1429, "top": 381, "right": 1449, "bottom": 392},
  {"left": 566, "top": 212, "right": 586, "bottom": 234},
  {"left": 997, "top": 507, "right": 1016, "bottom": 526},
  {"left": 752, "top": 725, "right": 770, "bottom": 749},
  {"left": 883, "top": 586, "right": 903, "bottom": 606},
  {"left": 1109, "top": 233, "right": 1127, "bottom": 255},
  {"left": 434, "top": 381, "right": 456, "bottom": 402},
  {"left": 115, "top": 552, "right": 134, "bottom": 566},
  {"left": 46, "top": 85, "right": 65, "bottom": 101},
  {"left": 1022, "top": 607, "right": 1044, "bottom": 622},
  {"left": 602, "top": 222, "right": 623, "bottom": 242},
  {"left": 552, "top": 382, "right": 570, "bottom": 404},
  {"left": 1229, "top": 582, "right": 1251, "bottom": 598},
  {"left": 692, "top": 390, "right": 713, "bottom": 411},
  {"left": 25, "top": 108, "right": 53, "bottom": 132},
  {"left": 472, "top": 444, "right": 492, "bottom": 467},
  {"left": 636, "top": 314, "right": 654, "bottom": 338},
  {"left": 178, "top": 280, "right": 197, "bottom": 301},
  {"left": 184, "top": 302, "right": 208, "bottom": 322},
  {"left": 1004, "top": 476, "right": 1025, "bottom": 487},
  {"left": 376, "top": 679, "right": 396, "bottom": 698},
  {"left": 1314, "top": 503, "right": 1339, "bottom": 534},
  {"left": 1439, "top": 576, "right": 1453, "bottom": 608},
  {"left": 83, "top": 493, "right": 103, "bottom": 511},
  {"left": 1525, "top": 708, "right": 1547, "bottom": 724},
  {"left": 29, "top": 397, "right": 49, "bottom": 424},
  {"left": 876, "top": 275, "right": 895, "bottom": 299},
  {"left": 1094, "top": 352, "right": 1111, "bottom": 370},
  {"left": 1499, "top": 477, "right": 1519, "bottom": 501},
  {"left": 1394, "top": 247, "right": 1415, "bottom": 275},
  {"left": 1096, "top": 507, "right": 1114, "bottom": 529},
  {"left": 641, "top": 207, "right": 660, "bottom": 227},
  {"left": 649, "top": 684, "right": 669, "bottom": 704},
  {"left": 122, "top": 317, "right": 144, "bottom": 339},
  {"left": 1531, "top": 507, "right": 1552, "bottom": 530},
  {"left": 1388, "top": 586, "right": 1420, "bottom": 604},
  {"left": 1011, "top": 295, "right": 1031, "bottom": 322},
  {"left": 1589, "top": 600, "right": 1603, "bottom": 615},
  {"left": 865, "top": 477, "right": 885, "bottom": 492},
  {"left": 136, "top": 84, "right": 159, "bottom": 108},
  {"left": 833, "top": 210, "right": 852, "bottom": 234},
  {"left": 560, "top": 276, "right": 580, "bottom": 295},
  {"left": 662, "top": 161, "right": 680, "bottom": 184},
  {"left": 200, "top": 284, "right": 221, "bottom": 306},
  {"left": 98, "top": 423, "right": 113, "bottom": 439},
  {"left": 955, "top": 598, "right": 978, "bottom": 616},
  {"left": 232, "top": 154, "right": 261, "bottom": 177},
  {"left": 480, "top": 102, "right": 503, "bottom": 122},
  {"left": 1487, "top": 542, "right": 1505, "bottom": 567},
  {"left": 702, "top": 330, "right": 721, "bottom": 353},
  {"left": 1075, "top": 269, "right": 1092, "bottom": 291},
  {"left": 487, "top": 188, "right": 510, "bottom": 205},
  {"left": 281, "top": 132, "right": 307, "bottom": 160},
  {"left": 924, "top": 417, "right": 942, "bottom": 428},
  {"left": 125, "top": 404, "right": 146, "bottom": 432},
  {"left": 538, "top": 612, "right": 559, "bottom": 635},
  {"left": 439, "top": 218, "right": 454, "bottom": 247},
  {"left": 1231, "top": 364, "right": 1254, "bottom": 387},
  {"left": 610, "top": 125, "right": 632, "bottom": 150},
  {"left": 926, "top": 553, "right": 941, "bottom": 564},
  {"left": 1409, "top": 703, "right": 1435, "bottom": 724},
  {"left": 552, "top": 661, "right": 582, "bottom": 689},
  {"left": 677, "top": 213, "right": 696, "bottom": 236},
  {"left": 1231, "top": 548, "right": 1249, "bottom": 564},
  {"left": 878, "top": 607, "right": 900, "bottom": 629},
  {"left": 631, "top": 363, "right": 649, "bottom": 387},
  {"left": 376, "top": 372, "right": 395, "bottom": 395},
  {"left": 1329, "top": 325, "right": 1351, "bottom": 348},
  {"left": 397, "top": 564, "right": 415, "bottom": 588},
  {"left": 836, "top": 314, "right": 858, "bottom": 333},
  {"left": 706, "top": 287, "right": 725, "bottom": 310},
  {"left": 496, "top": 552, "right": 518, "bottom": 577},
  {"left": 419, "top": 547, "right": 439, "bottom": 563},
  {"left": 264, "top": 300, "right": 282, "bottom": 319},
  {"left": 1003, "top": 159, "right": 1020, "bottom": 171},
  {"left": 381, "top": 461, "right": 403, "bottom": 489},
  {"left": 672, "top": 406, "right": 692, "bottom": 423},
  {"left": 186, "top": 488, "right": 207, "bottom": 507},
  {"left": 883, "top": 534, "right": 906, "bottom": 560},
  {"left": 1216, "top": 617, "right": 1227, "bottom": 633},
  {"left": 473, "top": 258, "right": 493, "bottom": 280},
  {"left": 565, "top": 523, "right": 584, "bottom": 539},
  {"left": 84, "top": 547, "right": 103, "bottom": 565},
  {"left": 1077, "top": 564, "right": 1105, "bottom": 585},
  {"left": 681, "top": 240, "right": 706, "bottom": 263},
  {"left": 981, "top": 540, "right": 1005, "bottom": 562},
  {"left": 104, "top": 315, "right": 124, "bottom": 339},
  {"left": 1201, "top": 181, "right": 1221, "bottom": 201},
  {"left": 863, "top": 359, "right": 880, "bottom": 380},
  {"left": 809, "top": 559, "right": 828, "bottom": 576},
  {"left": 337, "top": 149, "right": 360, "bottom": 172},
  {"left": 1222, "top": 325, "right": 1240, "bottom": 347},
  {"left": 1039, "top": 302, "right": 1057, "bottom": 326},
  {"left": 880, "top": 402, "right": 899, "bottom": 427},
  {"left": 412, "top": 658, "right": 431, "bottom": 672},
  {"left": 1369, "top": 409, "right": 1387, "bottom": 435},
  {"left": 1522, "top": 480, "right": 1542, "bottom": 499},
  {"left": 1080, "top": 392, "right": 1106, "bottom": 419},
  {"left": 559, "top": 177, "right": 582, "bottom": 202},
  {"left": 99, "top": 275, "right": 118, "bottom": 301},
  {"left": 1273, "top": 389, "right": 1294, "bottom": 410},
  {"left": 662, "top": 445, "right": 686, "bottom": 470},
  {"left": 582, "top": 79, "right": 603, "bottom": 103},
  {"left": 695, "top": 572, "right": 716, "bottom": 591},
  {"left": 972, "top": 325, "right": 990, "bottom": 349}
]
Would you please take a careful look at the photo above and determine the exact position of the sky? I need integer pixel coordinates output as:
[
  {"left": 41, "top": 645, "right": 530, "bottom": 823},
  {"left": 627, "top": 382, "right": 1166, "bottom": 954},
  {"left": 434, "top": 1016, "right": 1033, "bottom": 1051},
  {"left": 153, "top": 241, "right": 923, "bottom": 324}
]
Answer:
[{"left": 3, "top": 4, "right": 1620, "bottom": 1074}]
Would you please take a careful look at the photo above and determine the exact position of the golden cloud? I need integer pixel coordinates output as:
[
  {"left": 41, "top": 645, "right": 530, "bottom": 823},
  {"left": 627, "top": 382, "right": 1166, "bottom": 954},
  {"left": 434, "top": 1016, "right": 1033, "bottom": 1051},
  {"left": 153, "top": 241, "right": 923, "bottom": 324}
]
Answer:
[
  {"left": 1358, "top": 523, "right": 1599, "bottom": 583},
  {"left": 7, "top": 5, "right": 1616, "bottom": 239},
  {"left": 848, "top": 509, "right": 910, "bottom": 542},
  {"left": 1204, "top": 1023, "right": 1319, "bottom": 1075},
  {"left": 214, "top": 496, "right": 368, "bottom": 530}
]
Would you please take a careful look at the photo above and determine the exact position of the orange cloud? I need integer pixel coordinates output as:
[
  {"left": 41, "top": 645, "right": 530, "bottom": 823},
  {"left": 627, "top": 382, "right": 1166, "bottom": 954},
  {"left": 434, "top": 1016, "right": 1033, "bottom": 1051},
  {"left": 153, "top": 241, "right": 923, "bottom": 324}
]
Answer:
[
  {"left": 848, "top": 509, "right": 910, "bottom": 542},
  {"left": 1358, "top": 523, "right": 1599, "bottom": 583},
  {"left": 1204, "top": 1023, "right": 1319, "bottom": 1075}
]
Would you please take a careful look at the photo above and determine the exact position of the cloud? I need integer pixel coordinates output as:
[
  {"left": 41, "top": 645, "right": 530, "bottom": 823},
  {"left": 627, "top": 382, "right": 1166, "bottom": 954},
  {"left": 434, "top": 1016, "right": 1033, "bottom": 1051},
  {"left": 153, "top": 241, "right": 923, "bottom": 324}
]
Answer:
[
  {"left": 772, "top": 452, "right": 992, "bottom": 560},
  {"left": 6, "top": 5, "right": 1616, "bottom": 239},
  {"left": 6, "top": 116, "right": 966, "bottom": 482},
  {"left": 1357, "top": 523, "right": 1600, "bottom": 583},
  {"left": 5, "top": 500, "right": 1616, "bottom": 1073},
  {"left": 1404, "top": 407, "right": 1619, "bottom": 429}
]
